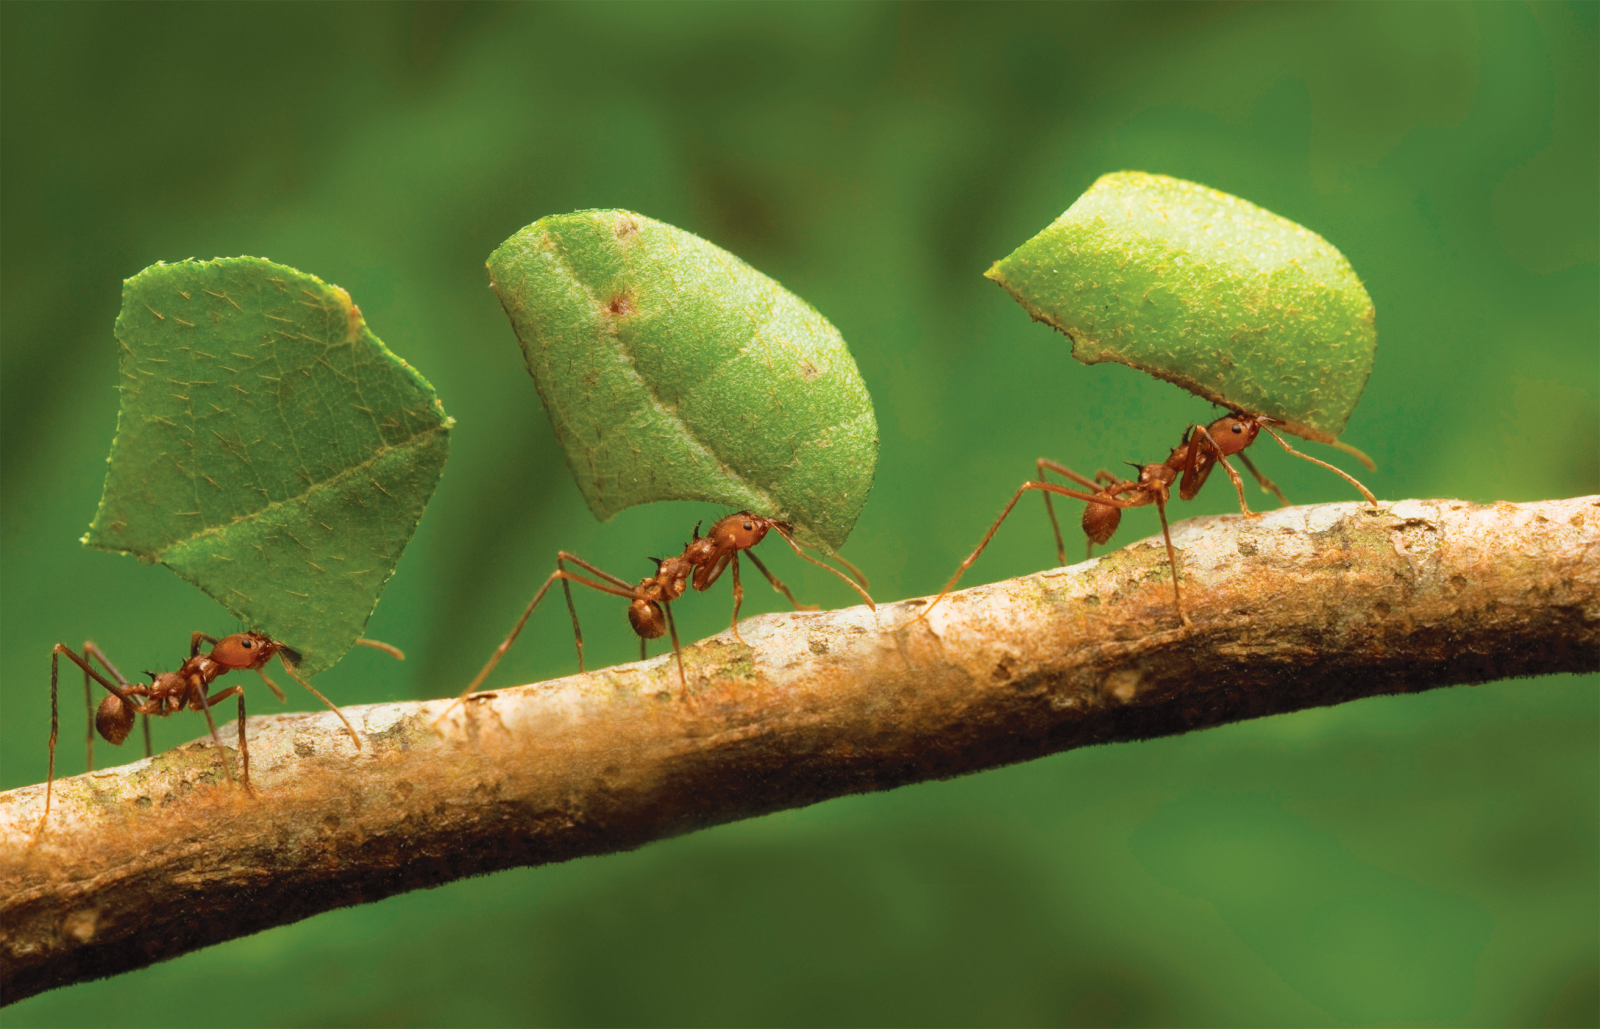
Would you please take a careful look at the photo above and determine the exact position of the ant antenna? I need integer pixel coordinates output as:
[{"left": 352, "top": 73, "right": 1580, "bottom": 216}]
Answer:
[{"left": 353, "top": 638, "right": 405, "bottom": 661}]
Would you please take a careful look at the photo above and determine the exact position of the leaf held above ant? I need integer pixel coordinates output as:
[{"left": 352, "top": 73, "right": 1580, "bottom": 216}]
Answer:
[
  {"left": 488, "top": 210, "right": 878, "bottom": 552},
  {"left": 987, "top": 171, "right": 1377, "bottom": 443},
  {"left": 83, "top": 258, "right": 453, "bottom": 675}
]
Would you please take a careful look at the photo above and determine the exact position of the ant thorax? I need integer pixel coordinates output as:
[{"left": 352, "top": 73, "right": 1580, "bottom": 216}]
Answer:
[
  {"left": 1139, "top": 462, "right": 1177, "bottom": 491},
  {"left": 151, "top": 670, "right": 195, "bottom": 710},
  {"left": 652, "top": 555, "right": 696, "bottom": 600}
]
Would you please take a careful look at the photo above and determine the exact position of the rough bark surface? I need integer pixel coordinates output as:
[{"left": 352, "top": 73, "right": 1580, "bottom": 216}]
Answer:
[{"left": 3, "top": 496, "right": 1597, "bottom": 1004}]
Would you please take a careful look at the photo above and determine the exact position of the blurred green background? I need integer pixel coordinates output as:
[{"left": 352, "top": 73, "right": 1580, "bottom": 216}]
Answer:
[{"left": 3, "top": 3, "right": 1595, "bottom": 1026}]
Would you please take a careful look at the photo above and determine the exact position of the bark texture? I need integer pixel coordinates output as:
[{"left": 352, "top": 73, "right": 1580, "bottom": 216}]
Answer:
[{"left": 3, "top": 496, "right": 1597, "bottom": 1004}]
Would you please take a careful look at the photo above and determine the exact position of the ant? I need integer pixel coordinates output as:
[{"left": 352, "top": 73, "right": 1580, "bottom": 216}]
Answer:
[
  {"left": 41, "top": 631, "right": 402, "bottom": 828},
  {"left": 921, "top": 410, "right": 1378, "bottom": 626},
  {"left": 446, "top": 512, "right": 873, "bottom": 713}
]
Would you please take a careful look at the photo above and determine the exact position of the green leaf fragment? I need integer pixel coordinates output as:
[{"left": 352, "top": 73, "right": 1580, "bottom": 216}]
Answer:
[
  {"left": 987, "top": 171, "right": 1376, "bottom": 442},
  {"left": 85, "top": 258, "right": 452, "bottom": 676},
  {"left": 489, "top": 210, "right": 877, "bottom": 552}
]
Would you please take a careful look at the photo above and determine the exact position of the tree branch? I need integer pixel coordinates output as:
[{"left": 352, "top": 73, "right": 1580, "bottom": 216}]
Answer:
[{"left": 3, "top": 496, "right": 1596, "bottom": 1004}]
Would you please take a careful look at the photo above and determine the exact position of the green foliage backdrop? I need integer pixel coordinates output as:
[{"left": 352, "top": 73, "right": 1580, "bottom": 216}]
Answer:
[{"left": 3, "top": 4, "right": 1594, "bottom": 1026}]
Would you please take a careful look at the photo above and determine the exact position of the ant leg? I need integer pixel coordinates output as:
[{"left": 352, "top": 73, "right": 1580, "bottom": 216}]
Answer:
[
  {"left": 40, "top": 644, "right": 137, "bottom": 832},
  {"left": 745, "top": 550, "right": 817, "bottom": 611},
  {"left": 1261, "top": 426, "right": 1378, "bottom": 507},
  {"left": 663, "top": 601, "right": 687, "bottom": 690},
  {"left": 1036, "top": 460, "right": 1068, "bottom": 568},
  {"left": 440, "top": 559, "right": 639, "bottom": 722},
  {"left": 1237, "top": 452, "right": 1290, "bottom": 506},
  {"left": 353, "top": 639, "right": 406, "bottom": 661},
  {"left": 42, "top": 648, "right": 62, "bottom": 830},
  {"left": 1039, "top": 459, "right": 1103, "bottom": 566},
  {"left": 919, "top": 482, "right": 1137, "bottom": 621},
  {"left": 1153, "top": 493, "right": 1191, "bottom": 627},
  {"left": 1191, "top": 426, "right": 1255, "bottom": 516},
  {"left": 558, "top": 557, "right": 584, "bottom": 672},
  {"left": 753, "top": 536, "right": 869, "bottom": 593},
  {"left": 274, "top": 654, "right": 362, "bottom": 750},
  {"left": 238, "top": 693, "right": 249, "bottom": 793},
  {"left": 695, "top": 550, "right": 734, "bottom": 592},
  {"left": 551, "top": 552, "right": 654, "bottom": 671},
  {"left": 78, "top": 642, "right": 137, "bottom": 695},
  {"left": 639, "top": 637, "right": 647, "bottom": 662},
  {"left": 728, "top": 553, "right": 750, "bottom": 646},
  {"left": 769, "top": 526, "right": 876, "bottom": 609},
  {"left": 201, "top": 684, "right": 251, "bottom": 795},
  {"left": 193, "top": 685, "right": 237, "bottom": 788},
  {"left": 81, "top": 652, "right": 94, "bottom": 774},
  {"left": 555, "top": 551, "right": 639, "bottom": 591},
  {"left": 1038, "top": 459, "right": 1104, "bottom": 491},
  {"left": 142, "top": 716, "right": 152, "bottom": 759}
]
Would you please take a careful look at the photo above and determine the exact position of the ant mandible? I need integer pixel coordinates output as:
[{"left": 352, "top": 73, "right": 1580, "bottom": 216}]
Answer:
[
  {"left": 921, "top": 410, "right": 1378, "bottom": 626},
  {"left": 446, "top": 511, "right": 873, "bottom": 713},
  {"left": 41, "top": 631, "right": 401, "bottom": 829}
]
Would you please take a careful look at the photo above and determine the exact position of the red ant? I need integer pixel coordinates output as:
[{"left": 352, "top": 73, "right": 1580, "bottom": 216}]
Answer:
[
  {"left": 41, "top": 631, "right": 401, "bottom": 828},
  {"left": 446, "top": 512, "right": 873, "bottom": 713},
  {"left": 921, "top": 411, "right": 1378, "bottom": 626}
]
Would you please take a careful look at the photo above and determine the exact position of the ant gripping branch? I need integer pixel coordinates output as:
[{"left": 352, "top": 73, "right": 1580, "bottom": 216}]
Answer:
[
  {"left": 40, "top": 632, "right": 402, "bottom": 830},
  {"left": 445, "top": 512, "right": 873, "bottom": 716},
  {"left": 921, "top": 411, "right": 1378, "bottom": 627}
]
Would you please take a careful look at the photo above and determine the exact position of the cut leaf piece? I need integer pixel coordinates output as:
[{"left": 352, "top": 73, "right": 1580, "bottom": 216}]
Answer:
[
  {"left": 988, "top": 171, "right": 1376, "bottom": 442},
  {"left": 489, "top": 210, "right": 877, "bottom": 552},
  {"left": 84, "top": 258, "right": 452, "bottom": 675}
]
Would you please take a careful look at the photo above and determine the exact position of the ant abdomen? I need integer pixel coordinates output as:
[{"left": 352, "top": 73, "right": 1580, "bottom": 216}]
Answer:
[
  {"left": 95, "top": 693, "right": 136, "bottom": 745},
  {"left": 1083, "top": 501, "right": 1122, "bottom": 545},
  {"left": 628, "top": 598, "right": 667, "bottom": 640}
]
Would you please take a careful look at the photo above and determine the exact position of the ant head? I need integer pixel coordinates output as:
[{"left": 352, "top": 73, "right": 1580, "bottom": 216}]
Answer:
[
  {"left": 627, "top": 598, "right": 668, "bottom": 640},
  {"left": 210, "top": 631, "right": 281, "bottom": 670},
  {"left": 1219, "top": 414, "right": 1261, "bottom": 441},
  {"left": 708, "top": 512, "right": 771, "bottom": 551}
]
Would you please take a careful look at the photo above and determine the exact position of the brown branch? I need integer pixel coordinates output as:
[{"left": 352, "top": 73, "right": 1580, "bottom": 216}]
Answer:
[{"left": 3, "top": 496, "right": 1596, "bottom": 1004}]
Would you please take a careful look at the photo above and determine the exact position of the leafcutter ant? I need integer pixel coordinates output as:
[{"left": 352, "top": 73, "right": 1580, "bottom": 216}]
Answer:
[
  {"left": 445, "top": 512, "right": 873, "bottom": 714},
  {"left": 921, "top": 410, "right": 1378, "bottom": 626},
  {"left": 40, "top": 631, "right": 402, "bottom": 829}
]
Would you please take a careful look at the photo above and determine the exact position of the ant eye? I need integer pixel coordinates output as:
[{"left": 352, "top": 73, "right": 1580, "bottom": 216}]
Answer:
[
  {"left": 241, "top": 640, "right": 253, "bottom": 648},
  {"left": 743, "top": 523, "right": 753, "bottom": 531},
  {"left": 1231, "top": 424, "right": 1242, "bottom": 434}
]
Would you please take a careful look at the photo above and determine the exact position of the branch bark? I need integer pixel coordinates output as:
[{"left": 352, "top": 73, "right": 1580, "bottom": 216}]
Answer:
[{"left": 3, "top": 496, "right": 1597, "bottom": 1004}]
